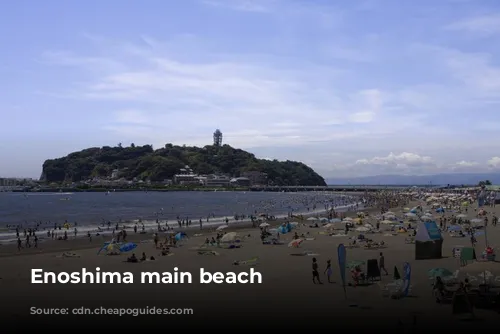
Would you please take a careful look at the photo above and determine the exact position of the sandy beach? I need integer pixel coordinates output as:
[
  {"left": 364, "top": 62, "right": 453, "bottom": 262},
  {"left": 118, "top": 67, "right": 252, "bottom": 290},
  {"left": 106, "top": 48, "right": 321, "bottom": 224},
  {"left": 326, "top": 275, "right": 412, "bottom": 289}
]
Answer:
[{"left": 1, "top": 193, "right": 499, "bottom": 330}]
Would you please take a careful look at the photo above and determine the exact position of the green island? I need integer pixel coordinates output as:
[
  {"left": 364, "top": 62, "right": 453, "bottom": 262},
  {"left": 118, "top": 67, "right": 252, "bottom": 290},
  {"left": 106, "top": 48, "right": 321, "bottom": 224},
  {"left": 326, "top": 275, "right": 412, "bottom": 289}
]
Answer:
[{"left": 40, "top": 143, "right": 326, "bottom": 190}]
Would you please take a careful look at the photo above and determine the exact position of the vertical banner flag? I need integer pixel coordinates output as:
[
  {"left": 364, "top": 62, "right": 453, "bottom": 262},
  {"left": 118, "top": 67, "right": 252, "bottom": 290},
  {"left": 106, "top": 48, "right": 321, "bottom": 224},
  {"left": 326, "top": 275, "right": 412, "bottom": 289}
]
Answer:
[
  {"left": 337, "top": 243, "right": 347, "bottom": 298},
  {"left": 402, "top": 262, "right": 411, "bottom": 297}
]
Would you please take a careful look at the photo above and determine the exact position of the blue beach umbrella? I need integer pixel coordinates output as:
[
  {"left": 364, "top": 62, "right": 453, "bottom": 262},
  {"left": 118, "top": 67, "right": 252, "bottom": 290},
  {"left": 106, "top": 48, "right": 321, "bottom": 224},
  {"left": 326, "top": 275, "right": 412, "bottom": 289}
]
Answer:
[
  {"left": 175, "top": 232, "right": 187, "bottom": 241},
  {"left": 428, "top": 268, "right": 453, "bottom": 278},
  {"left": 97, "top": 242, "right": 111, "bottom": 255},
  {"left": 277, "top": 226, "right": 288, "bottom": 234},
  {"left": 119, "top": 242, "right": 137, "bottom": 252}
]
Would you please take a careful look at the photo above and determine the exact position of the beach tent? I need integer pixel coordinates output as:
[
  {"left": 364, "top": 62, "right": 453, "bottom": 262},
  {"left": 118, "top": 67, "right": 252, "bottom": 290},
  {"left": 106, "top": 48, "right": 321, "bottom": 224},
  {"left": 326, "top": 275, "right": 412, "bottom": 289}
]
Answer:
[{"left": 415, "top": 221, "right": 443, "bottom": 260}]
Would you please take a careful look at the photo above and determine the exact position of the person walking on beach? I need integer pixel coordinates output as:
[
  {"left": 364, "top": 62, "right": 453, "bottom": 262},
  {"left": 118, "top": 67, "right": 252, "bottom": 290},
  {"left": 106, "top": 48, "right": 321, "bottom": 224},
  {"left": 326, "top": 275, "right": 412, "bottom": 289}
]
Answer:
[
  {"left": 324, "top": 260, "right": 333, "bottom": 283},
  {"left": 17, "top": 237, "right": 23, "bottom": 251},
  {"left": 312, "top": 258, "right": 322, "bottom": 284},
  {"left": 153, "top": 233, "right": 159, "bottom": 248},
  {"left": 470, "top": 234, "right": 476, "bottom": 247},
  {"left": 34, "top": 235, "right": 38, "bottom": 248},
  {"left": 379, "top": 252, "right": 388, "bottom": 276}
]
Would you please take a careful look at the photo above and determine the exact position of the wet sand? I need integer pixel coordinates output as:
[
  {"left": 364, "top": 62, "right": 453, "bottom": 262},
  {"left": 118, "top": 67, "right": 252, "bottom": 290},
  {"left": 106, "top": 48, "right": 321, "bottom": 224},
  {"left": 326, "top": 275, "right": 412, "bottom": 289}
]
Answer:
[{"left": 1, "top": 199, "right": 499, "bottom": 330}]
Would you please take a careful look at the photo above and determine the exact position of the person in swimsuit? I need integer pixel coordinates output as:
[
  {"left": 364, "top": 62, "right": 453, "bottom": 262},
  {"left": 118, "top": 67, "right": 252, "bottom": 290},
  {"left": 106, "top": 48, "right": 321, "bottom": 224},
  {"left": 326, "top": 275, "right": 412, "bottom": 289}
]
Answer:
[
  {"left": 312, "top": 258, "right": 322, "bottom": 284},
  {"left": 324, "top": 259, "right": 333, "bottom": 283}
]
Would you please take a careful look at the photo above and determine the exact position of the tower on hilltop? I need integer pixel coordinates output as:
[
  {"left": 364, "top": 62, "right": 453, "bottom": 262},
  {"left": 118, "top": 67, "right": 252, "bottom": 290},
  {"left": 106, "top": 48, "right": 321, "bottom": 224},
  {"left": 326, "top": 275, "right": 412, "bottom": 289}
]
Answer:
[{"left": 213, "top": 129, "right": 222, "bottom": 147}]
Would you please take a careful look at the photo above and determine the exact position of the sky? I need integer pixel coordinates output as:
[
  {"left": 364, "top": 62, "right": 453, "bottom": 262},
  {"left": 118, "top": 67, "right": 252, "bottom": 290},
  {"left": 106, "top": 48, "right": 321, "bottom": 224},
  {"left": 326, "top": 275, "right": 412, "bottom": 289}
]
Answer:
[{"left": 2, "top": 0, "right": 500, "bottom": 179}]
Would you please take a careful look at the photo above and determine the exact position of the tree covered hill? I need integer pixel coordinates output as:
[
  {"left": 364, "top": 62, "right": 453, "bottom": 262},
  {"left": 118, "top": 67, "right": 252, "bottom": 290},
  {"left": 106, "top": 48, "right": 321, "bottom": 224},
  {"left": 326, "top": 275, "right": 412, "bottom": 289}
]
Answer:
[{"left": 41, "top": 143, "right": 326, "bottom": 186}]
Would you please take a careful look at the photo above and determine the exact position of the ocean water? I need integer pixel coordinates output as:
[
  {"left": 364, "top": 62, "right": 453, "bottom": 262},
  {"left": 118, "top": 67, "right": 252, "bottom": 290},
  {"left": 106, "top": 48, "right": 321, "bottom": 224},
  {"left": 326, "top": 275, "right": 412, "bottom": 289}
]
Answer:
[{"left": 0, "top": 191, "right": 359, "bottom": 243}]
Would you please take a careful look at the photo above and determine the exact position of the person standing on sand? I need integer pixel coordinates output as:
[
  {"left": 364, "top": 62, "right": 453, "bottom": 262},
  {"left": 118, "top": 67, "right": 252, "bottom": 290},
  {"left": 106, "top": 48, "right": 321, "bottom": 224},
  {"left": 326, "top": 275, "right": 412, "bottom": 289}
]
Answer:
[
  {"left": 153, "top": 233, "right": 159, "bottom": 248},
  {"left": 470, "top": 234, "right": 476, "bottom": 247},
  {"left": 324, "top": 260, "right": 333, "bottom": 283},
  {"left": 379, "top": 252, "right": 388, "bottom": 276},
  {"left": 312, "top": 258, "right": 322, "bottom": 284},
  {"left": 17, "top": 237, "right": 22, "bottom": 251}
]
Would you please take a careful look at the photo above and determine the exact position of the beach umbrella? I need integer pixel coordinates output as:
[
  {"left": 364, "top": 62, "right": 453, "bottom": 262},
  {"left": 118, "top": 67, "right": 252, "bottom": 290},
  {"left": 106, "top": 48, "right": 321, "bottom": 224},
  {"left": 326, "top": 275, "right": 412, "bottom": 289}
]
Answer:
[
  {"left": 460, "top": 261, "right": 500, "bottom": 283},
  {"left": 385, "top": 211, "right": 396, "bottom": 216},
  {"left": 100, "top": 243, "right": 120, "bottom": 256},
  {"left": 221, "top": 232, "right": 239, "bottom": 243},
  {"left": 355, "top": 227, "right": 370, "bottom": 232},
  {"left": 307, "top": 217, "right": 318, "bottom": 221},
  {"left": 319, "top": 217, "right": 329, "bottom": 222},
  {"left": 457, "top": 214, "right": 467, "bottom": 219},
  {"left": 428, "top": 268, "right": 453, "bottom": 279},
  {"left": 175, "top": 232, "right": 187, "bottom": 241},
  {"left": 259, "top": 223, "right": 270, "bottom": 228},
  {"left": 346, "top": 260, "right": 365, "bottom": 269},
  {"left": 477, "top": 271, "right": 494, "bottom": 281},
  {"left": 471, "top": 218, "right": 483, "bottom": 224},
  {"left": 343, "top": 217, "right": 353, "bottom": 221},
  {"left": 393, "top": 266, "right": 401, "bottom": 280},
  {"left": 330, "top": 218, "right": 341, "bottom": 223},
  {"left": 97, "top": 242, "right": 111, "bottom": 255},
  {"left": 421, "top": 216, "right": 433, "bottom": 222},
  {"left": 288, "top": 239, "right": 303, "bottom": 248},
  {"left": 405, "top": 213, "right": 417, "bottom": 217},
  {"left": 216, "top": 225, "right": 228, "bottom": 231},
  {"left": 119, "top": 242, "right": 137, "bottom": 253}
]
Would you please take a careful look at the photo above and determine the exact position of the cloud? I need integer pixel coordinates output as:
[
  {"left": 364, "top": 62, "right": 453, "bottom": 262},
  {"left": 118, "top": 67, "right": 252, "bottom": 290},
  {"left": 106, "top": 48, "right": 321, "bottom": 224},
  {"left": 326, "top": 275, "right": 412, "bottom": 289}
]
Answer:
[
  {"left": 355, "top": 152, "right": 434, "bottom": 167},
  {"left": 201, "top": 0, "right": 272, "bottom": 12},
  {"left": 22, "top": 0, "right": 500, "bottom": 179},
  {"left": 445, "top": 14, "right": 500, "bottom": 36},
  {"left": 454, "top": 160, "right": 479, "bottom": 167},
  {"left": 488, "top": 157, "right": 500, "bottom": 169},
  {"left": 39, "top": 51, "right": 124, "bottom": 73},
  {"left": 41, "top": 36, "right": 421, "bottom": 153},
  {"left": 36, "top": 34, "right": 500, "bottom": 177},
  {"left": 114, "top": 110, "right": 151, "bottom": 125}
]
